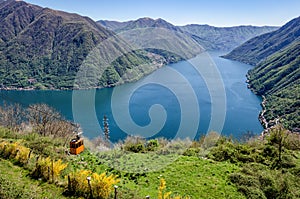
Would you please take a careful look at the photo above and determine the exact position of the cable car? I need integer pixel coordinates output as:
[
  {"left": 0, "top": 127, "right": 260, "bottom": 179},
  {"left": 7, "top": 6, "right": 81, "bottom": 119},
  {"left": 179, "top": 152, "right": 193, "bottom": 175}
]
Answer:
[{"left": 70, "top": 132, "right": 84, "bottom": 155}]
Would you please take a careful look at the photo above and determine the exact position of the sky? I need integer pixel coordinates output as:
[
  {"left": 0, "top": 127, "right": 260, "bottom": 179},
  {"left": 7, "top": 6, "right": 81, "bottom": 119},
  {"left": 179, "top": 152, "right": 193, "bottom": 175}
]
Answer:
[{"left": 25, "top": 0, "right": 300, "bottom": 27}]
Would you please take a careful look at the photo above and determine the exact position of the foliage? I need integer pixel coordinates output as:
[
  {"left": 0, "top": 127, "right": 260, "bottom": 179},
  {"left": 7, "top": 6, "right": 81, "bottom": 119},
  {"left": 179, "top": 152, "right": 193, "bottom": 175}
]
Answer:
[
  {"left": 122, "top": 136, "right": 146, "bottom": 153},
  {"left": 146, "top": 139, "right": 159, "bottom": 151},
  {"left": 229, "top": 163, "right": 300, "bottom": 199},
  {"left": 0, "top": 139, "right": 68, "bottom": 184},
  {"left": 0, "top": 141, "right": 30, "bottom": 165},
  {"left": 33, "top": 157, "right": 68, "bottom": 182},
  {"left": 68, "top": 169, "right": 119, "bottom": 198},
  {"left": 208, "top": 126, "right": 300, "bottom": 198},
  {"left": 248, "top": 41, "right": 300, "bottom": 130},
  {"left": 199, "top": 131, "right": 221, "bottom": 149}
]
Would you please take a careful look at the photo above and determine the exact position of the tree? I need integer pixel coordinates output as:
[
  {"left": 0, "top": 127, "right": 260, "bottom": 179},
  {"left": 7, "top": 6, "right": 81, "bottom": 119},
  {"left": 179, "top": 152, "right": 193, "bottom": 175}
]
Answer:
[
  {"left": 103, "top": 115, "right": 110, "bottom": 141},
  {"left": 27, "top": 104, "right": 75, "bottom": 138},
  {"left": 0, "top": 103, "right": 24, "bottom": 131},
  {"left": 268, "top": 125, "right": 288, "bottom": 167}
]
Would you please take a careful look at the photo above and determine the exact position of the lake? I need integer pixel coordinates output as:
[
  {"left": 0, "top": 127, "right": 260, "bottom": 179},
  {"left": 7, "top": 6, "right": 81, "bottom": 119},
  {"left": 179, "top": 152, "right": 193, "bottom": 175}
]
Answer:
[{"left": 0, "top": 51, "right": 263, "bottom": 141}]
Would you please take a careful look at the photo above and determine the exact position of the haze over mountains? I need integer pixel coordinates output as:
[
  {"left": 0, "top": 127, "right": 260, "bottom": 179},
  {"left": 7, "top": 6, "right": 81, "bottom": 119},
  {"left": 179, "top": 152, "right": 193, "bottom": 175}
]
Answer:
[{"left": 224, "top": 16, "right": 300, "bottom": 131}]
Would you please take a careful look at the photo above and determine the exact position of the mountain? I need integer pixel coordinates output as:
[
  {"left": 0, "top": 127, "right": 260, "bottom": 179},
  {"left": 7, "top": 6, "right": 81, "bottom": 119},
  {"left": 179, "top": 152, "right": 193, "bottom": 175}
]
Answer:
[
  {"left": 180, "top": 24, "right": 278, "bottom": 51},
  {"left": 100, "top": 19, "right": 278, "bottom": 51},
  {"left": 248, "top": 41, "right": 300, "bottom": 131},
  {"left": 224, "top": 16, "right": 300, "bottom": 131},
  {"left": 97, "top": 17, "right": 203, "bottom": 62},
  {"left": 0, "top": 1, "right": 179, "bottom": 89},
  {"left": 223, "top": 16, "right": 300, "bottom": 65},
  {"left": 98, "top": 17, "right": 182, "bottom": 32}
]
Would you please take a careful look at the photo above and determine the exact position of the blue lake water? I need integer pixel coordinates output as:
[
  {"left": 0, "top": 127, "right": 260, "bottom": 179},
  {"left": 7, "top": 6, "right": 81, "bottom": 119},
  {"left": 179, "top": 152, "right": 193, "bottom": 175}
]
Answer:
[{"left": 0, "top": 51, "right": 263, "bottom": 141}]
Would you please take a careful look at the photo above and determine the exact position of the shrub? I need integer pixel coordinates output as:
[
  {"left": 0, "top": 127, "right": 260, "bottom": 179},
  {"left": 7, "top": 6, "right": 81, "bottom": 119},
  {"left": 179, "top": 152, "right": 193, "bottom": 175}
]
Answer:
[
  {"left": 14, "top": 144, "right": 30, "bottom": 165},
  {"left": 0, "top": 141, "right": 30, "bottom": 165},
  {"left": 33, "top": 157, "right": 67, "bottom": 182},
  {"left": 230, "top": 162, "right": 300, "bottom": 199},
  {"left": 146, "top": 139, "right": 159, "bottom": 151},
  {"left": 182, "top": 148, "right": 201, "bottom": 157},
  {"left": 123, "top": 136, "right": 146, "bottom": 153},
  {"left": 68, "top": 170, "right": 119, "bottom": 199}
]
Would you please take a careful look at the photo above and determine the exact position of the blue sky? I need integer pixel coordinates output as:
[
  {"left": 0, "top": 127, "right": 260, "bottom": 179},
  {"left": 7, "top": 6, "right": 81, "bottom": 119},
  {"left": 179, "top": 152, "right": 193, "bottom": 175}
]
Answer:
[{"left": 25, "top": 0, "right": 300, "bottom": 27}]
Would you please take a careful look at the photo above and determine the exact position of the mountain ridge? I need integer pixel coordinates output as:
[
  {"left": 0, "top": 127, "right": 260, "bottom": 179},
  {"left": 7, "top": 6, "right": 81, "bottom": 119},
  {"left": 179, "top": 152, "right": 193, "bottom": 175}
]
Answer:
[
  {"left": 180, "top": 24, "right": 278, "bottom": 51},
  {"left": 223, "top": 16, "right": 300, "bottom": 65},
  {"left": 98, "top": 17, "right": 203, "bottom": 63},
  {"left": 98, "top": 17, "right": 182, "bottom": 32},
  {"left": 99, "top": 18, "right": 278, "bottom": 51}
]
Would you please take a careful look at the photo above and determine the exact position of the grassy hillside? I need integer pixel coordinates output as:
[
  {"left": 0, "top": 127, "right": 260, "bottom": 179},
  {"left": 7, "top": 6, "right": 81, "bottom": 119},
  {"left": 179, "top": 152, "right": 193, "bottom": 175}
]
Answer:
[
  {"left": 0, "top": 120, "right": 299, "bottom": 198},
  {"left": 0, "top": 159, "right": 68, "bottom": 199}
]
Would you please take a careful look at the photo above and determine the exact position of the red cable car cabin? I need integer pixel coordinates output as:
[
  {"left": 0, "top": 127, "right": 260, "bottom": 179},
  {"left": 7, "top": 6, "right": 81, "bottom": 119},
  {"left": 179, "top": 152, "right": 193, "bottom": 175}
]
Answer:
[{"left": 70, "top": 137, "right": 84, "bottom": 155}]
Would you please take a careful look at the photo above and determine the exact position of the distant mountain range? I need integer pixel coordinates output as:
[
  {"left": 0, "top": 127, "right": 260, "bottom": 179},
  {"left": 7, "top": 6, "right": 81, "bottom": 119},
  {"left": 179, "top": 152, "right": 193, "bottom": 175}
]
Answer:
[
  {"left": 224, "top": 16, "right": 300, "bottom": 131},
  {"left": 180, "top": 25, "right": 278, "bottom": 51},
  {"left": 99, "top": 19, "right": 278, "bottom": 51},
  {"left": 98, "top": 17, "right": 182, "bottom": 33}
]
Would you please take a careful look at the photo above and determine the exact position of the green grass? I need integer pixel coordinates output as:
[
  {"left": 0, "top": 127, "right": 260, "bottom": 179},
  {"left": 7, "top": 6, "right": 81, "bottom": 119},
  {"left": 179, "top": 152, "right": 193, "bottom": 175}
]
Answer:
[
  {"left": 70, "top": 150, "right": 245, "bottom": 199},
  {"left": 119, "top": 155, "right": 245, "bottom": 199},
  {"left": 0, "top": 158, "right": 68, "bottom": 199}
]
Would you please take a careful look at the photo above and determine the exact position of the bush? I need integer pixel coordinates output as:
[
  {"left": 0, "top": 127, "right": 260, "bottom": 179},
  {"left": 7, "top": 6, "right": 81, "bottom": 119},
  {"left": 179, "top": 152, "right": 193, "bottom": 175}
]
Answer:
[
  {"left": 230, "top": 162, "right": 300, "bottom": 199},
  {"left": 145, "top": 139, "right": 159, "bottom": 151},
  {"left": 182, "top": 148, "right": 201, "bottom": 157},
  {"left": 123, "top": 136, "right": 146, "bottom": 153},
  {"left": 0, "top": 141, "right": 30, "bottom": 165},
  {"left": 68, "top": 170, "right": 119, "bottom": 199},
  {"left": 32, "top": 157, "right": 67, "bottom": 182}
]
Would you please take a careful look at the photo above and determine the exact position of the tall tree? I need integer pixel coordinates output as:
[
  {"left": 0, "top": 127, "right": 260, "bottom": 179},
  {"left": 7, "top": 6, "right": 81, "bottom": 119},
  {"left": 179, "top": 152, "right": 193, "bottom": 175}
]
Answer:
[{"left": 103, "top": 115, "right": 110, "bottom": 141}]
